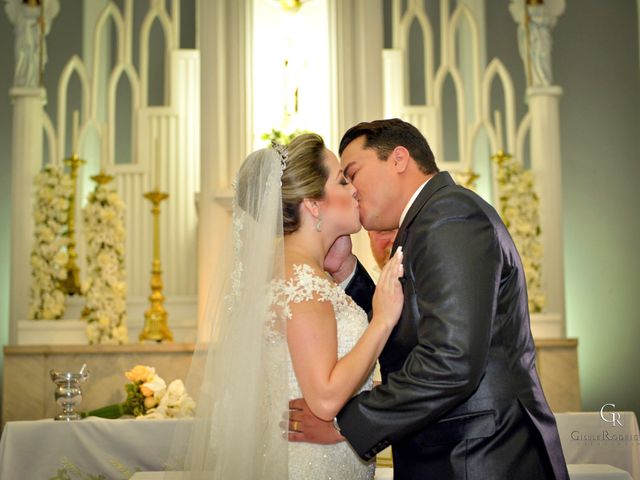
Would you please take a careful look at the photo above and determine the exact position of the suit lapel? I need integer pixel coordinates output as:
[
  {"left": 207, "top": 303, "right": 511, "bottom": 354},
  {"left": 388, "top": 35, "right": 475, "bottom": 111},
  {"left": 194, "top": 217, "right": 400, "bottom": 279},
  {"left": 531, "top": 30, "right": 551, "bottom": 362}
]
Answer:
[{"left": 391, "top": 171, "right": 455, "bottom": 255}]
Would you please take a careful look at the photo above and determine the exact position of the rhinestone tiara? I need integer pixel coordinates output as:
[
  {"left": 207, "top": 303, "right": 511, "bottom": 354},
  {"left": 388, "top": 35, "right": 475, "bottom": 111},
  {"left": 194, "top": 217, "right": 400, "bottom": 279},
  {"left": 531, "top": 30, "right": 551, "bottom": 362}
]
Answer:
[{"left": 271, "top": 140, "right": 288, "bottom": 173}]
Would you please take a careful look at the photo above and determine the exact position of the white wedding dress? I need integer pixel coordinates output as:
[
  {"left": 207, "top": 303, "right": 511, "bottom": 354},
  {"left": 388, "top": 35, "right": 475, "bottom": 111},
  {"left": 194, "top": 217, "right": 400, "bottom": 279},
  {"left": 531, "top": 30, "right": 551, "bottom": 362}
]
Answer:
[{"left": 270, "top": 263, "right": 376, "bottom": 480}]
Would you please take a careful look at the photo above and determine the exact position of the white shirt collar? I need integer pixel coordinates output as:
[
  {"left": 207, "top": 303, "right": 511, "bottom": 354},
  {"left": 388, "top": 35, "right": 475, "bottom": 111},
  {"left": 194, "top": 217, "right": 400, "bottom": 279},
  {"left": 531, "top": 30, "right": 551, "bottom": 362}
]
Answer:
[{"left": 399, "top": 178, "right": 431, "bottom": 226}]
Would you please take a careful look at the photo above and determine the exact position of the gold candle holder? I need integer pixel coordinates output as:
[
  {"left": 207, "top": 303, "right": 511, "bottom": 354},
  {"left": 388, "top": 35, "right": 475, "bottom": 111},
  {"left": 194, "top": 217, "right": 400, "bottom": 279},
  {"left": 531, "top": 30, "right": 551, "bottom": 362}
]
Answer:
[
  {"left": 491, "top": 149, "right": 512, "bottom": 165},
  {"left": 459, "top": 169, "right": 480, "bottom": 190},
  {"left": 139, "top": 189, "right": 173, "bottom": 342},
  {"left": 61, "top": 153, "right": 86, "bottom": 296},
  {"left": 90, "top": 170, "right": 114, "bottom": 186}
]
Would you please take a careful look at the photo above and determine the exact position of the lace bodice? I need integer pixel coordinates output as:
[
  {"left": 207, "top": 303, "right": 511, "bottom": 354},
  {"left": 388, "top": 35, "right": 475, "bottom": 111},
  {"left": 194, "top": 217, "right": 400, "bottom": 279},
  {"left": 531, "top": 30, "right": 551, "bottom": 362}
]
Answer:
[{"left": 270, "top": 264, "right": 375, "bottom": 479}]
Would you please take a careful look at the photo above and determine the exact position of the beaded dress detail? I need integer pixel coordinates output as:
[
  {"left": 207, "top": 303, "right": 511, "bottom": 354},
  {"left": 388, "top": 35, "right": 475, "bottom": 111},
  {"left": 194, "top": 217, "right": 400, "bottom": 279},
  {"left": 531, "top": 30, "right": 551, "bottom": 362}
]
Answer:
[{"left": 270, "top": 264, "right": 375, "bottom": 480}]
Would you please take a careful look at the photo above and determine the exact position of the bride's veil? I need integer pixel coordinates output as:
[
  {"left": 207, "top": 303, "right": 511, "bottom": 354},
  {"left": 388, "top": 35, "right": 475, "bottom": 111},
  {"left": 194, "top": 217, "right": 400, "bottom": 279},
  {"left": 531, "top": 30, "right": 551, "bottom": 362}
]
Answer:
[{"left": 166, "top": 147, "right": 288, "bottom": 478}]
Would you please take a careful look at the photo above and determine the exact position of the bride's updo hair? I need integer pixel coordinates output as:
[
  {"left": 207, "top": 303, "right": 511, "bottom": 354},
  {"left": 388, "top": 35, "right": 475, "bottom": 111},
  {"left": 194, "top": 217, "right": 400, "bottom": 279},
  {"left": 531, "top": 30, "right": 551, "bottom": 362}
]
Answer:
[{"left": 281, "top": 133, "right": 328, "bottom": 235}]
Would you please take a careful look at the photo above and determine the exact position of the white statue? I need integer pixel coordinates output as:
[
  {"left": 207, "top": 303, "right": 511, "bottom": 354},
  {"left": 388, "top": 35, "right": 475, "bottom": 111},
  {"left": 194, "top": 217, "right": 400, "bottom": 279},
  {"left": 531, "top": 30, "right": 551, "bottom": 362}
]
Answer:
[
  {"left": 509, "top": 0, "right": 565, "bottom": 87},
  {"left": 4, "top": 0, "right": 60, "bottom": 87}
]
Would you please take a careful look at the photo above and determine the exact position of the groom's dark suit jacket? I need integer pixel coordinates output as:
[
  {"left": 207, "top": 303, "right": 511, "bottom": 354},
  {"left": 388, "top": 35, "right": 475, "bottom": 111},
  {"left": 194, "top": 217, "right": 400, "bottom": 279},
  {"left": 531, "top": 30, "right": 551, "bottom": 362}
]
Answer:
[{"left": 342, "top": 172, "right": 569, "bottom": 480}]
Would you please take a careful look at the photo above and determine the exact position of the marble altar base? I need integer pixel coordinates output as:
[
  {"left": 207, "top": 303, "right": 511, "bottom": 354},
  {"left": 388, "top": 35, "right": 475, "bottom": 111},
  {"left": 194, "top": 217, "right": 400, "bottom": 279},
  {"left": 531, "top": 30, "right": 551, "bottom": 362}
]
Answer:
[{"left": 2, "top": 343, "right": 195, "bottom": 428}]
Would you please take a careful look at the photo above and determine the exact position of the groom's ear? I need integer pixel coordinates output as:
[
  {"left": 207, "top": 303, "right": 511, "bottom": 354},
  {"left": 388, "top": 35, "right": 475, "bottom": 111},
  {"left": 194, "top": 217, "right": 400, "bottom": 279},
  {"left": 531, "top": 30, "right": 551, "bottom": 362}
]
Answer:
[{"left": 391, "top": 146, "right": 410, "bottom": 173}]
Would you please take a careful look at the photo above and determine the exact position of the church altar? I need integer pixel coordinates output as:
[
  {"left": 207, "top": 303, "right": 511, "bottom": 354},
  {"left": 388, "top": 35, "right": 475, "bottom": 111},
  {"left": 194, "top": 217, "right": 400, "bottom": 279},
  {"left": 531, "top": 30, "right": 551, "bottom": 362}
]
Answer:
[
  {"left": 1, "top": 338, "right": 580, "bottom": 427},
  {"left": 2, "top": 343, "right": 195, "bottom": 427},
  {"left": 15, "top": 297, "right": 197, "bottom": 345}
]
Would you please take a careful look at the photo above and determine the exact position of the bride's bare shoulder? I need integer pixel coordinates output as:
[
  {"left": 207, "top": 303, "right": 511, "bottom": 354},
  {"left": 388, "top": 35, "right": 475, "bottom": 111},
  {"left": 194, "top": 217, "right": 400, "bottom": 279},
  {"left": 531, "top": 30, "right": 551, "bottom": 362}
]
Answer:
[{"left": 283, "top": 255, "right": 324, "bottom": 282}]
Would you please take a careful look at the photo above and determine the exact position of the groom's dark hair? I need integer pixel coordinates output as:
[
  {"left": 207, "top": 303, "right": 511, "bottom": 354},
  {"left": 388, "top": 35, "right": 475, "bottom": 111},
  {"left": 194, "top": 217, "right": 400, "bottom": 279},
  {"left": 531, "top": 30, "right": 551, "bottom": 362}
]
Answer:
[{"left": 338, "top": 118, "right": 439, "bottom": 175}]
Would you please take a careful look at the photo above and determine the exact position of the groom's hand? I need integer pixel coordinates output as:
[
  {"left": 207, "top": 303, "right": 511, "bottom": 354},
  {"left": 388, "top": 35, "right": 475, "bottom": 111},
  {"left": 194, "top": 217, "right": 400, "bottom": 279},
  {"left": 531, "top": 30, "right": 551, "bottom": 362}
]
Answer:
[
  {"left": 287, "top": 398, "right": 344, "bottom": 444},
  {"left": 324, "top": 235, "right": 356, "bottom": 284}
]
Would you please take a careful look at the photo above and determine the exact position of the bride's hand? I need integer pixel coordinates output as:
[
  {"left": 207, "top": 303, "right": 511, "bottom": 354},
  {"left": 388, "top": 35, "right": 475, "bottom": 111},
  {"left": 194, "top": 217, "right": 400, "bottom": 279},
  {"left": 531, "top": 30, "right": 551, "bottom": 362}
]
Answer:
[{"left": 372, "top": 247, "right": 404, "bottom": 331}]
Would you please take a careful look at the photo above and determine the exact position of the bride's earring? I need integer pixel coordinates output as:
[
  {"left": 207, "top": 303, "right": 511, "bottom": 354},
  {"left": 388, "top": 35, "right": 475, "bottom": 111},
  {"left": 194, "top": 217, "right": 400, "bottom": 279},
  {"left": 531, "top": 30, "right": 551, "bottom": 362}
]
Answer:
[{"left": 315, "top": 215, "right": 322, "bottom": 232}]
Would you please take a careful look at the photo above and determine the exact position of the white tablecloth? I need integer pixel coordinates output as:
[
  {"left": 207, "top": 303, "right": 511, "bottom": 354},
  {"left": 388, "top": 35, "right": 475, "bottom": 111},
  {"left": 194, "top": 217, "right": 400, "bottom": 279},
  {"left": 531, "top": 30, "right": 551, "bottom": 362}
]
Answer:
[
  {"left": 0, "top": 417, "right": 182, "bottom": 479},
  {"left": 0, "top": 418, "right": 390, "bottom": 479},
  {"left": 3, "top": 414, "right": 639, "bottom": 479},
  {"left": 555, "top": 412, "right": 640, "bottom": 479}
]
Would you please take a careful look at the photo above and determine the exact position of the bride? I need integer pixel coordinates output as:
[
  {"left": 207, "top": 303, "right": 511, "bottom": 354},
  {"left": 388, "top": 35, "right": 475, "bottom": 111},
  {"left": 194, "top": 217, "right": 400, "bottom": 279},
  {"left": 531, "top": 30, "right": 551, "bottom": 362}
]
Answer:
[{"left": 170, "top": 133, "right": 403, "bottom": 479}]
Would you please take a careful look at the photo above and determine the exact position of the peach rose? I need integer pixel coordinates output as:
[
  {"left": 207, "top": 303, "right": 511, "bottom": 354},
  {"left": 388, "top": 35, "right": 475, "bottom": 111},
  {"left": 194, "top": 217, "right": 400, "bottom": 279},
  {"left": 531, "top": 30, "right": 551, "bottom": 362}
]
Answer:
[
  {"left": 141, "top": 375, "right": 167, "bottom": 400},
  {"left": 125, "top": 365, "right": 155, "bottom": 383},
  {"left": 140, "top": 385, "right": 153, "bottom": 397},
  {"left": 144, "top": 396, "right": 157, "bottom": 409}
]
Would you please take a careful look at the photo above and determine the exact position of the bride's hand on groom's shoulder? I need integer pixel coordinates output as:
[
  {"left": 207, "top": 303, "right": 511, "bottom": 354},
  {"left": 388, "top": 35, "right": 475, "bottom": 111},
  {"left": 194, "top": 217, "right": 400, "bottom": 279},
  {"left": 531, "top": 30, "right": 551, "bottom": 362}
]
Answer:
[
  {"left": 285, "top": 398, "right": 345, "bottom": 445},
  {"left": 324, "top": 235, "right": 357, "bottom": 284}
]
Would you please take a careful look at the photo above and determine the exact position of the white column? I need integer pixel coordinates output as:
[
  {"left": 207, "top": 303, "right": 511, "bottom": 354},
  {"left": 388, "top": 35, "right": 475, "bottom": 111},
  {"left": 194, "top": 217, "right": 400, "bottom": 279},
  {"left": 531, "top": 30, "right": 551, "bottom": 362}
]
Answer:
[
  {"left": 171, "top": 49, "right": 200, "bottom": 299},
  {"left": 9, "top": 87, "right": 46, "bottom": 342},
  {"left": 528, "top": 85, "right": 565, "bottom": 336},
  {"left": 510, "top": 0, "right": 566, "bottom": 338}
]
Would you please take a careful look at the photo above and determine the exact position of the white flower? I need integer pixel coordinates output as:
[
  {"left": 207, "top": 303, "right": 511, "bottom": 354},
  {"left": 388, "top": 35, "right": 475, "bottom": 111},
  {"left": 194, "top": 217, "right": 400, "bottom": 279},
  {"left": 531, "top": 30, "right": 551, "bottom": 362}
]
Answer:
[
  {"left": 140, "top": 375, "right": 167, "bottom": 400},
  {"left": 136, "top": 410, "right": 165, "bottom": 420},
  {"left": 97, "top": 315, "right": 111, "bottom": 329},
  {"left": 82, "top": 182, "right": 128, "bottom": 344},
  {"left": 113, "top": 325, "right": 129, "bottom": 343},
  {"left": 493, "top": 153, "right": 545, "bottom": 314},
  {"left": 137, "top": 379, "right": 196, "bottom": 420},
  {"left": 29, "top": 165, "right": 73, "bottom": 320},
  {"left": 53, "top": 250, "right": 68, "bottom": 267}
]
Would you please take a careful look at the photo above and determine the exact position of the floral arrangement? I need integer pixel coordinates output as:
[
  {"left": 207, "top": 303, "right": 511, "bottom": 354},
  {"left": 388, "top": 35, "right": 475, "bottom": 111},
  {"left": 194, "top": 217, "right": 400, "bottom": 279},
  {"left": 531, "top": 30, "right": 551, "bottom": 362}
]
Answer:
[
  {"left": 82, "top": 180, "right": 128, "bottom": 344},
  {"left": 84, "top": 365, "right": 196, "bottom": 420},
  {"left": 28, "top": 165, "right": 73, "bottom": 320},
  {"left": 493, "top": 152, "right": 545, "bottom": 313}
]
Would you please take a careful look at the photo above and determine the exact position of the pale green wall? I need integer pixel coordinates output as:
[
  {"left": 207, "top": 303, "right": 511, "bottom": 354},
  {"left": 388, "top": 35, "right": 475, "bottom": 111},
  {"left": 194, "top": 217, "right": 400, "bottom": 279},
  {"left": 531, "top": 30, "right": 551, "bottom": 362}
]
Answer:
[
  {"left": 386, "top": 0, "right": 640, "bottom": 415},
  {"left": 555, "top": 0, "right": 640, "bottom": 415},
  {"left": 487, "top": 0, "right": 640, "bottom": 416}
]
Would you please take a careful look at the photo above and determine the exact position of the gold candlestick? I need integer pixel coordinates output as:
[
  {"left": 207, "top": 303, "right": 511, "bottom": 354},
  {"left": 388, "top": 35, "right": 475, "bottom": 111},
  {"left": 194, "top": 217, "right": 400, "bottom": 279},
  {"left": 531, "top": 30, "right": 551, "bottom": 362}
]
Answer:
[
  {"left": 459, "top": 169, "right": 480, "bottom": 190},
  {"left": 61, "top": 153, "right": 86, "bottom": 296},
  {"left": 491, "top": 149, "right": 512, "bottom": 165},
  {"left": 139, "top": 189, "right": 173, "bottom": 342},
  {"left": 90, "top": 170, "right": 113, "bottom": 186}
]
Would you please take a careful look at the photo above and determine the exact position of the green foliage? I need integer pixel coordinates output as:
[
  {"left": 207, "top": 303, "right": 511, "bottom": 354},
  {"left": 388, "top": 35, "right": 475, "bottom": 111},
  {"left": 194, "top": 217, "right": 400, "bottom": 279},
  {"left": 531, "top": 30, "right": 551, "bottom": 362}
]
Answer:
[
  {"left": 123, "top": 381, "right": 146, "bottom": 417},
  {"left": 81, "top": 381, "right": 144, "bottom": 418},
  {"left": 261, "top": 128, "right": 308, "bottom": 147},
  {"left": 81, "top": 403, "right": 124, "bottom": 419}
]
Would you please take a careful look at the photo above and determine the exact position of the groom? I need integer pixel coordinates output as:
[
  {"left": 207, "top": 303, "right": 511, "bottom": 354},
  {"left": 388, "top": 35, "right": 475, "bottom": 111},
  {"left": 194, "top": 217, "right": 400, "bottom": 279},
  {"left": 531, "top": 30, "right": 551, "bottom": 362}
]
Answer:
[{"left": 289, "top": 119, "right": 569, "bottom": 479}]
